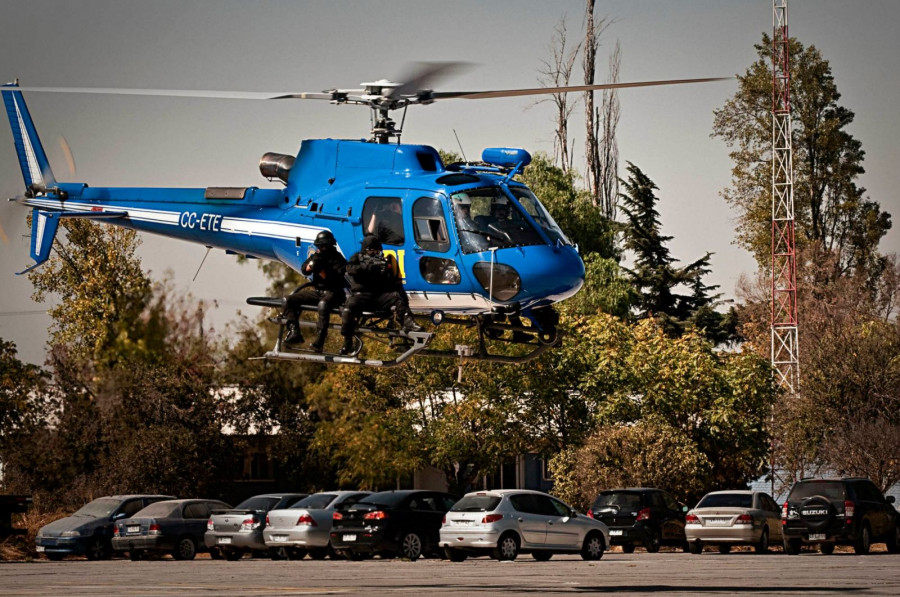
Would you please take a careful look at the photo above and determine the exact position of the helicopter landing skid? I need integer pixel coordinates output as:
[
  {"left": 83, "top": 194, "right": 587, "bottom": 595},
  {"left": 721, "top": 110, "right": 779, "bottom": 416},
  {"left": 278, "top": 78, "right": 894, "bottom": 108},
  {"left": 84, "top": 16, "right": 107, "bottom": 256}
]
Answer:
[{"left": 247, "top": 296, "right": 434, "bottom": 367}]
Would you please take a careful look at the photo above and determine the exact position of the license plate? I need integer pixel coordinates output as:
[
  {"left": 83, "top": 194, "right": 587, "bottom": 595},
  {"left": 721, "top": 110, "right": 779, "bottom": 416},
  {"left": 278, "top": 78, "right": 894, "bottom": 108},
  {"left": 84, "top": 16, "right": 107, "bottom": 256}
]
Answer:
[
  {"left": 36, "top": 546, "right": 45, "bottom": 552},
  {"left": 217, "top": 537, "right": 232, "bottom": 544},
  {"left": 127, "top": 525, "right": 140, "bottom": 534},
  {"left": 610, "top": 530, "right": 623, "bottom": 536},
  {"left": 343, "top": 534, "right": 357, "bottom": 542},
  {"left": 809, "top": 533, "right": 826, "bottom": 541},
  {"left": 271, "top": 535, "right": 287, "bottom": 543},
  {"left": 708, "top": 518, "right": 730, "bottom": 525}
]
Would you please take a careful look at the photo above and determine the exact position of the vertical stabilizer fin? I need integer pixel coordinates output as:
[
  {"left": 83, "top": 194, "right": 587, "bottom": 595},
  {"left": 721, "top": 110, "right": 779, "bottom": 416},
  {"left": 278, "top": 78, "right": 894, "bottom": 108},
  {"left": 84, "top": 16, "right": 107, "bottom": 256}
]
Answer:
[
  {"left": 2, "top": 82, "right": 56, "bottom": 190},
  {"left": 17, "top": 209, "right": 61, "bottom": 275}
]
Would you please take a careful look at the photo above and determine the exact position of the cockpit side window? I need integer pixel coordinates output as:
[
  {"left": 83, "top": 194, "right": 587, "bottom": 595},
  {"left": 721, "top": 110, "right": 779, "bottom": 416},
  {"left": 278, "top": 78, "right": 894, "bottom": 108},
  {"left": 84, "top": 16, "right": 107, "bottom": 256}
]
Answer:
[
  {"left": 412, "top": 197, "right": 449, "bottom": 253},
  {"left": 363, "top": 196, "right": 404, "bottom": 245}
]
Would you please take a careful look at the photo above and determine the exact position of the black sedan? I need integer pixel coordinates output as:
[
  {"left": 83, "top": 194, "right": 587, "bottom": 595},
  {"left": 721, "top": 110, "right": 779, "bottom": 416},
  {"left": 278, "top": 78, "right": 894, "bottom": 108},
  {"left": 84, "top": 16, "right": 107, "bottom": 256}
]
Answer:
[
  {"left": 112, "top": 498, "right": 230, "bottom": 560},
  {"left": 330, "top": 490, "right": 457, "bottom": 561}
]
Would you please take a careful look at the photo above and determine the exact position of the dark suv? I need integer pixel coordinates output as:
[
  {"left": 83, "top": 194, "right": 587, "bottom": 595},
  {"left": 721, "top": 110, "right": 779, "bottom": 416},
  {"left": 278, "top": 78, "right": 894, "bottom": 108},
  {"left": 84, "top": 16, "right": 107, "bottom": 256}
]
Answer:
[
  {"left": 781, "top": 478, "right": 900, "bottom": 554},
  {"left": 587, "top": 488, "right": 688, "bottom": 553}
]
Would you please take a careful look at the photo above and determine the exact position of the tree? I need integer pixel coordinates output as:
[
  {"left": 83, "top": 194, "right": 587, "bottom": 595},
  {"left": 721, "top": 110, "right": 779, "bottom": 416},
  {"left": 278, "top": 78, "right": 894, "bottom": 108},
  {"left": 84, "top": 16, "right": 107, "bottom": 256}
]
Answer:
[
  {"left": 538, "top": 18, "right": 582, "bottom": 172},
  {"left": 581, "top": 0, "right": 614, "bottom": 206},
  {"left": 619, "top": 163, "right": 730, "bottom": 340},
  {"left": 712, "top": 34, "right": 891, "bottom": 281}
]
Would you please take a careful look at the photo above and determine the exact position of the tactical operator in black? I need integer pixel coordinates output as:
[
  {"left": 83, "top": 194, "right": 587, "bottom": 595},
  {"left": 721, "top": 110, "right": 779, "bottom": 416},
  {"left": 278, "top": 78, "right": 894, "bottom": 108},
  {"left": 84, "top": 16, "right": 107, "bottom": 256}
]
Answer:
[
  {"left": 340, "top": 235, "right": 422, "bottom": 355},
  {"left": 282, "top": 230, "right": 348, "bottom": 352}
]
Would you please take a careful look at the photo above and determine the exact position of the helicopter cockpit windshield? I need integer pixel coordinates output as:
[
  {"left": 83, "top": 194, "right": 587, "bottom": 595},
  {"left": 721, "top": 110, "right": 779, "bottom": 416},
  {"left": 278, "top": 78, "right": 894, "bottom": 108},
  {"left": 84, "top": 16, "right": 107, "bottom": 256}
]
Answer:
[
  {"left": 507, "top": 186, "right": 572, "bottom": 247},
  {"left": 451, "top": 188, "right": 543, "bottom": 254}
]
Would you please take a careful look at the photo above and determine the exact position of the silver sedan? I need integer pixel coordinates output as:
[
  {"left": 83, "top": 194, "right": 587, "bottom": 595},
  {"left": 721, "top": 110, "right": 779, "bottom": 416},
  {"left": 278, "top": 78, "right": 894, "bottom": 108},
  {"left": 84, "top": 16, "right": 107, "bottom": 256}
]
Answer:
[
  {"left": 263, "top": 491, "right": 371, "bottom": 559},
  {"left": 439, "top": 489, "right": 609, "bottom": 562},
  {"left": 685, "top": 490, "right": 783, "bottom": 554}
]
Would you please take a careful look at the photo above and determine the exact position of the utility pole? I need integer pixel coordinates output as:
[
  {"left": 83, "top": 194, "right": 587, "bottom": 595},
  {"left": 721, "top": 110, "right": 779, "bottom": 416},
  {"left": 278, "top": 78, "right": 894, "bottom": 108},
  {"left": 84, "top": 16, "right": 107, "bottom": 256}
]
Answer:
[{"left": 771, "top": 0, "right": 800, "bottom": 495}]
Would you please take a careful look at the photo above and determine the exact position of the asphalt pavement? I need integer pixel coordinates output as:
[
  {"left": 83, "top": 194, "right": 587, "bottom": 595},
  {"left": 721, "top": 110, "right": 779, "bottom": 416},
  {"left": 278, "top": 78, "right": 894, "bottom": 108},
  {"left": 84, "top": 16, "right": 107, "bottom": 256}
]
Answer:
[{"left": 2, "top": 551, "right": 898, "bottom": 596}]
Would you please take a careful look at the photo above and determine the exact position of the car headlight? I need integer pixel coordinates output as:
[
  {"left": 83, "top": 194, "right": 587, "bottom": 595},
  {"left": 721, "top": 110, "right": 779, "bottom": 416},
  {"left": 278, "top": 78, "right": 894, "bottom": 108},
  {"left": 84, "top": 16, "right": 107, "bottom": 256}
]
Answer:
[
  {"left": 472, "top": 262, "right": 521, "bottom": 301},
  {"left": 60, "top": 530, "right": 82, "bottom": 537}
]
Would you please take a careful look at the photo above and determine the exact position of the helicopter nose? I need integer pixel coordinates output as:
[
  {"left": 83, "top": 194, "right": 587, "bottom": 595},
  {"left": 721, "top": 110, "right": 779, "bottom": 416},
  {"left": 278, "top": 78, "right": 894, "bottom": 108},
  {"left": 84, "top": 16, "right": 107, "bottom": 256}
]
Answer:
[{"left": 480, "top": 245, "right": 583, "bottom": 307}]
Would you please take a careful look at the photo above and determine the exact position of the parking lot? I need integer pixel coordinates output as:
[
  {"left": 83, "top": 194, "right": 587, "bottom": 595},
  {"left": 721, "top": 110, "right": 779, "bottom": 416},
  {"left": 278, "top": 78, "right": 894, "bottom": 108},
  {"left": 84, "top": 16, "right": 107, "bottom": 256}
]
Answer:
[{"left": 3, "top": 551, "right": 900, "bottom": 596}]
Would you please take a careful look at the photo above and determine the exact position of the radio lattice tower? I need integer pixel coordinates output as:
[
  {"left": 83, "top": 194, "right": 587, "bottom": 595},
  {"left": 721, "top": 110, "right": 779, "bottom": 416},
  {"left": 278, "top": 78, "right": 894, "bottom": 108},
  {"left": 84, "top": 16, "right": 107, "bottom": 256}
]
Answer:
[{"left": 771, "top": 0, "right": 799, "bottom": 393}]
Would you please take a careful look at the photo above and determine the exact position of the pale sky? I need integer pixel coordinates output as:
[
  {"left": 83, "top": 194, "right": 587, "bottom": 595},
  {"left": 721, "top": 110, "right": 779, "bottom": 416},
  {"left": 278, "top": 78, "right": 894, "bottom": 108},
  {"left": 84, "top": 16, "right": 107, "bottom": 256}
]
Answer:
[{"left": 1, "top": 0, "right": 898, "bottom": 365}]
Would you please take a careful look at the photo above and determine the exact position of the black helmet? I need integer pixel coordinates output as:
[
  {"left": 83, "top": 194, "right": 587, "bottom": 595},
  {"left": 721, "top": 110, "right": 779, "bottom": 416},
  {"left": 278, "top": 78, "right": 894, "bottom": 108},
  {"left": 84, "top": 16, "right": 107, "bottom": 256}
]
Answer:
[
  {"left": 314, "top": 230, "right": 336, "bottom": 247},
  {"left": 361, "top": 235, "right": 383, "bottom": 252}
]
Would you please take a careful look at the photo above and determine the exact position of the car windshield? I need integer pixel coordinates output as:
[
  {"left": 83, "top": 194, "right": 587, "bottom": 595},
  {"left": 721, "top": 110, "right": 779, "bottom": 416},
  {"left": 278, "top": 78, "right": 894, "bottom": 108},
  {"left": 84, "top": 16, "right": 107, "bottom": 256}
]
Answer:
[
  {"left": 134, "top": 501, "right": 180, "bottom": 518},
  {"left": 291, "top": 494, "right": 337, "bottom": 510},
  {"left": 789, "top": 481, "right": 846, "bottom": 502},
  {"left": 593, "top": 492, "right": 642, "bottom": 510},
  {"left": 697, "top": 493, "right": 753, "bottom": 509},
  {"left": 73, "top": 498, "right": 121, "bottom": 518},
  {"left": 235, "top": 496, "right": 280, "bottom": 511},
  {"left": 508, "top": 186, "right": 572, "bottom": 246},
  {"left": 450, "top": 187, "right": 543, "bottom": 253},
  {"left": 450, "top": 495, "right": 502, "bottom": 512}
]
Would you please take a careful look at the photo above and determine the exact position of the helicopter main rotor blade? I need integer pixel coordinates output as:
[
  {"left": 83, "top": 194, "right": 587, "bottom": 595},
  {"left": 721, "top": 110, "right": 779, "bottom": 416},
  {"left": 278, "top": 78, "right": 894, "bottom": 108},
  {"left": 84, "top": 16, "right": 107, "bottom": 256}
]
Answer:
[
  {"left": 431, "top": 76, "right": 731, "bottom": 100},
  {"left": 387, "top": 62, "right": 471, "bottom": 99},
  {"left": 8, "top": 86, "right": 291, "bottom": 100}
]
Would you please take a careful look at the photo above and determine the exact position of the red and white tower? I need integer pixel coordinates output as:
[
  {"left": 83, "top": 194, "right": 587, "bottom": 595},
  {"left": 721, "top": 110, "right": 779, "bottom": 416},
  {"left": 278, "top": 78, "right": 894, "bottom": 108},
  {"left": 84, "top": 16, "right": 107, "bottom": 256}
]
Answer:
[{"left": 771, "top": 0, "right": 799, "bottom": 393}]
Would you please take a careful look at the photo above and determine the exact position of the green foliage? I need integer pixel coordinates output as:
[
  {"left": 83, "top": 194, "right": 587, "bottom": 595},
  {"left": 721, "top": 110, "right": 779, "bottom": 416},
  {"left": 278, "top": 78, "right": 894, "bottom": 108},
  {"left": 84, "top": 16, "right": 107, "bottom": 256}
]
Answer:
[
  {"left": 713, "top": 34, "right": 890, "bottom": 281},
  {"left": 550, "top": 315, "right": 775, "bottom": 504},
  {"left": 549, "top": 420, "right": 710, "bottom": 510}
]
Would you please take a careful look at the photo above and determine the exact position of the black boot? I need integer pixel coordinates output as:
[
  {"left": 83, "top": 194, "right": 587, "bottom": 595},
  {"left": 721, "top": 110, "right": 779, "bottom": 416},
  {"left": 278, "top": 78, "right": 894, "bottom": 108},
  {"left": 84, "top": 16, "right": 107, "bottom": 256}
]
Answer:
[
  {"left": 339, "top": 337, "right": 355, "bottom": 356},
  {"left": 283, "top": 321, "right": 303, "bottom": 345},
  {"left": 402, "top": 312, "right": 423, "bottom": 333},
  {"left": 311, "top": 301, "right": 330, "bottom": 352}
]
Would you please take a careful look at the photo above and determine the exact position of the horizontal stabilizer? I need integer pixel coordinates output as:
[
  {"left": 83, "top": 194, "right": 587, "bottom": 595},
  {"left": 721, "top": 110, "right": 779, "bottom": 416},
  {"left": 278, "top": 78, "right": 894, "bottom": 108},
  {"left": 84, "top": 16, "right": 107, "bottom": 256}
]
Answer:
[{"left": 17, "top": 208, "right": 128, "bottom": 275}]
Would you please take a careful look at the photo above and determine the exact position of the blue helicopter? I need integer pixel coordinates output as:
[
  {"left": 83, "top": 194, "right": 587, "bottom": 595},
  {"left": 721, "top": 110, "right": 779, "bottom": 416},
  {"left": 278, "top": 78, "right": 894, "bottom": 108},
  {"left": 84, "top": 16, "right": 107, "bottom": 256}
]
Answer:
[{"left": 2, "top": 67, "right": 725, "bottom": 366}]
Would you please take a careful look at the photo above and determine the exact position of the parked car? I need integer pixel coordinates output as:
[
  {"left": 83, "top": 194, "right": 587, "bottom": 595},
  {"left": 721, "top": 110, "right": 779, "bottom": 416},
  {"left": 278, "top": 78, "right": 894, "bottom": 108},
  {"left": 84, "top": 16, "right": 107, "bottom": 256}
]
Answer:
[
  {"left": 36, "top": 495, "right": 174, "bottom": 561},
  {"left": 112, "top": 498, "right": 230, "bottom": 560},
  {"left": 203, "top": 493, "right": 307, "bottom": 561},
  {"left": 330, "top": 490, "right": 457, "bottom": 560},
  {"left": 264, "top": 491, "right": 372, "bottom": 559},
  {"left": 781, "top": 477, "right": 900, "bottom": 555},
  {"left": 685, "top": 490, "right": 782, "bottom": 554},
  {"left": 587, "top": 488, "right": 688, "bottom": 553},
  {"left": 439, "top": 489, "right": 609, "bottom": 562}
]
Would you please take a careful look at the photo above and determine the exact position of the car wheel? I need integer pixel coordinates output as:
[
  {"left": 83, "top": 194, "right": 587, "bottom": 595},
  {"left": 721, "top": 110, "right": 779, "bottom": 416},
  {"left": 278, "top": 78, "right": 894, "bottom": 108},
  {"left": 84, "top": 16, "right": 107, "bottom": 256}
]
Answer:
[
  {"left": 128, "top": 550, "right": 143, "bottom": 561},
  {"left": 287, "top": 548, "right": 307, "bottom": 560},
  {"left": 493, "top": 532, "right": 520, "bottom": 561},
  {"left": 532, "top": 551, "right": 553, "bottom": 562},
  {"left": 445, "top": 547, "right": 468, "bottom": 562},
  {"left": 581, "top": 532, "right": 605, "bottom": 561},
  {"left": 756, "top": 528, "right": 769, "bottom": 554},
  {"left": 308, "top": 548, "right": 329, "bottom": 560},
  {"left": 208, "top": 547, "right": 223, "bottom": 560},
  {"left": 718, "top": 544, "right": 731, "bottom": 555},
  {"left": 819, "top": 542, "right": 835, "bottom": 555},
  {"left": 224, "top": 549, "right": 243, "bottom": 561},
  {"left": 172, "top": 536, "right": 197, "bottom": 561},
  {"left": 887, "top": 522, "right": 900, "bottom": 554},
  {"left": 621, "top": 544, "right": 636, "bottom": 554},
  {"left": 783, "top": 538, "right": 801, "bottom": 555},
  {"left": 689, "top": 541, "right": 703, "bottom": 555},
  {"left": 269, "top": 546, "right": 288, "bottom": 560},
  {"left": 854, "top": 523, "right": 871, "bottom": 555},
  {"left": 85, "top": 537, "right": 110, "bottom": 561},
  {"left": 400, "top": 532, "right": 423, "bottom": 561},
  {"left": 645, "top": 529, "right": 661, "bottom": 553}
]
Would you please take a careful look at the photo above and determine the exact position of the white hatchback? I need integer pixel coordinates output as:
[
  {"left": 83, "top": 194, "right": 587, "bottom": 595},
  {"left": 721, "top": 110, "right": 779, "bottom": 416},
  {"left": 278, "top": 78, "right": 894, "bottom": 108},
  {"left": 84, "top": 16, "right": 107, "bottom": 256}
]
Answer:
[{"left": 439, "top": 489, "right": 609, "bottom": 562}]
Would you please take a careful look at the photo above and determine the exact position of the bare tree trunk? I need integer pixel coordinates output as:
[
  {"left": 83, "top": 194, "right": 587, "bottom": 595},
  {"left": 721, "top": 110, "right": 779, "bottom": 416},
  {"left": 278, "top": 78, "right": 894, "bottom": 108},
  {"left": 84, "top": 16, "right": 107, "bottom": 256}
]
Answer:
[
  {"left": 538, "top": 19, "right": 581, "bottom": 172},
  {"left": 583, "top": 0, "right": 611, "bottom": 206},
  {"left": 598, "top": 40, "right": 621, "bottom": 220}
]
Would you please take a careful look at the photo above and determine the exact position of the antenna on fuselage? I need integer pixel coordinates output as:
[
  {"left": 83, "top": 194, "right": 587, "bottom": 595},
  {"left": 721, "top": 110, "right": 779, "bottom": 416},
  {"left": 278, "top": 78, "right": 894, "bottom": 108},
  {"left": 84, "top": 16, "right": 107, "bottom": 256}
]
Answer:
[{"left": 453, "top": 129, "right": 468, "bottom": 162}]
